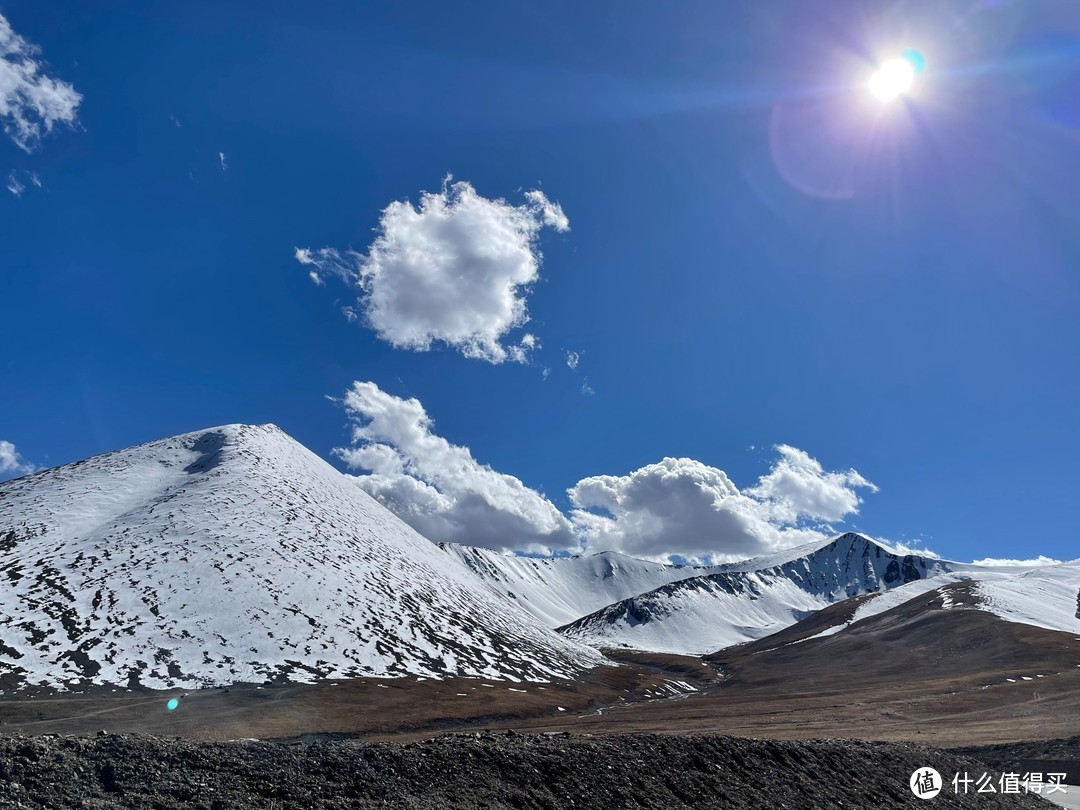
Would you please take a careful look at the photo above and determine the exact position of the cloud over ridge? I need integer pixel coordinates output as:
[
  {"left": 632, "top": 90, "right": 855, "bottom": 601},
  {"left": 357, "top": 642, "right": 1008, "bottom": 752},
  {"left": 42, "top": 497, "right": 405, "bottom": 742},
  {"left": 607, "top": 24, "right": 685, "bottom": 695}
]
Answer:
[
  {"left": 335, "top": 382, "right": 878, "bottom": 563},
  {"left": 336, "top": 382, "right": 578, "bottom": 554},
  {"left": 0, "top": 440, "right": 36, "bottom": 479}
]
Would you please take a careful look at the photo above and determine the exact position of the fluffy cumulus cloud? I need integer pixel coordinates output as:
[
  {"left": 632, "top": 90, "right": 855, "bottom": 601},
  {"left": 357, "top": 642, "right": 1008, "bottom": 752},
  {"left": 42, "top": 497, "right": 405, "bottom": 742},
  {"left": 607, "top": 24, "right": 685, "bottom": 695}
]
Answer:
[
  {"left": 746, "top": 444, "right": 878, "bottom": 524},
  {"left": 568, "top": 448, "right": 878, "bottom": 563},
  {"left": 0, "top": 14, "right": 82, "bottom": 151},
  {"left": 333, "top": 382, "right": 879, "bottom": 562},
  {"left": 297, "top": 178, "right": 569, "bottom": 364},
  {"left": 0, "top": 440, "right": 35, "bottom": 479},
  {"left": 335, "top": 381, "right": 578, "bottom": 553},
  {"left": 570, "top": 451, "right": 881, "bottom": 565}
]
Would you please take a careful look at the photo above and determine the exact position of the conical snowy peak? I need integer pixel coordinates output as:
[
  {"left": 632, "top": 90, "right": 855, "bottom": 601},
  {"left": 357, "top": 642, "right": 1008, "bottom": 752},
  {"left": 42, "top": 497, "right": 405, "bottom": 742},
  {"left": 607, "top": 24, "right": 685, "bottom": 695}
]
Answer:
[{"left": 0, "top": 424, "right": 602, "bottom": 690}]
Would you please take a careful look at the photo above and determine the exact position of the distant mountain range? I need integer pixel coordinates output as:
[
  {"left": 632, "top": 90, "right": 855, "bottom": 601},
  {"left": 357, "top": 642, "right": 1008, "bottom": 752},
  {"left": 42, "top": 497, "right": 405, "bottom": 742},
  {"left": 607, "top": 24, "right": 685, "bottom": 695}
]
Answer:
[
  {"left": 455, "top": 531, "right": 1080, "bottom": 655},
  {"left": 1, "top": 424, "right": 1077, "bottom": 691}
]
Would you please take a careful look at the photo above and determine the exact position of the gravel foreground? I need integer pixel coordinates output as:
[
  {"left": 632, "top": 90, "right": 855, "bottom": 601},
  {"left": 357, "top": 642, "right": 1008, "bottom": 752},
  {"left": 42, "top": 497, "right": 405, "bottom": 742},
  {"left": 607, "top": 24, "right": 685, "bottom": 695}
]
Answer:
[
  {"left": 0, "top": 731, "right": 1053, "bottom": 809},
  {"left": 952, "top": 737, "right": 1080, "bottom": 770}
]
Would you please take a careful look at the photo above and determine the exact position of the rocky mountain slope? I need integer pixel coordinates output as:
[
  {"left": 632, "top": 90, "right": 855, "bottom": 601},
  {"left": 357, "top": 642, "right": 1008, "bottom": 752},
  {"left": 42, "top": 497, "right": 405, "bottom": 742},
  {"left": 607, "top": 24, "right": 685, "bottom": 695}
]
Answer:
[
  {"left": 553, "top": 533, "right": 952, "bottom": 653},
  {"left": 0, "top": 424, "right": 603, "bottom": 690},
  {"left": 441, "top": 544, "right": 700, "bottom": 628}
]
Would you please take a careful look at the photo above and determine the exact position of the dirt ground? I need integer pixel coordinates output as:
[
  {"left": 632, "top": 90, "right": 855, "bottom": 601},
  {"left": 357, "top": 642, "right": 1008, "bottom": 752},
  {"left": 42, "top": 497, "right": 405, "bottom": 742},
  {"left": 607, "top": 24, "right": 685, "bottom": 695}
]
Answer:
[
  {"left": 0, "top": 605, "right": 1076, "bottom": 807},
  {"left": 3, "top": 608, "right": 1076, "bottom": 748}
]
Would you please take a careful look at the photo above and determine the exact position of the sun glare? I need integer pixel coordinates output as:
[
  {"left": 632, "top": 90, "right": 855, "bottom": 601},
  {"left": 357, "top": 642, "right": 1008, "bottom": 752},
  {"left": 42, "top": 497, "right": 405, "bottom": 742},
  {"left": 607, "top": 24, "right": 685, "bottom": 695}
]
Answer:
[{"left": 868, "top": 57, "right": 916, "bottom": 102}]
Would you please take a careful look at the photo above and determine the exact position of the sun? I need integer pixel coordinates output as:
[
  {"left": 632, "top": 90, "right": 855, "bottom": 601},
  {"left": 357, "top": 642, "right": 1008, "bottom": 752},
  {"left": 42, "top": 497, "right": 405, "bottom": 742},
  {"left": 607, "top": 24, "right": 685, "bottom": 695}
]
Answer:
[{"left": 868, "top": 58, "right": 916, "bottom": 102}]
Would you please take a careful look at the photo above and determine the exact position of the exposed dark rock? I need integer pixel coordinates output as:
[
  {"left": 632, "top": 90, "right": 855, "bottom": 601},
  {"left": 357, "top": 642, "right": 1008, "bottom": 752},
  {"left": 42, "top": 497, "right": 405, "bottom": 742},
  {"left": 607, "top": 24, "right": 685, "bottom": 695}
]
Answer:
[{"left": 0, "top": 732, "right": 1050, "bottom": 809}]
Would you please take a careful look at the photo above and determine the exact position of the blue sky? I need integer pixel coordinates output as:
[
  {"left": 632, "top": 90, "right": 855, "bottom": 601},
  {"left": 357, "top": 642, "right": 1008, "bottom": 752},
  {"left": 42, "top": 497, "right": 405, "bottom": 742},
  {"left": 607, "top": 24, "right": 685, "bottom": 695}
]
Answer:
[{"left": 2, "top": 1, "right": 1078, "bottom": 565}]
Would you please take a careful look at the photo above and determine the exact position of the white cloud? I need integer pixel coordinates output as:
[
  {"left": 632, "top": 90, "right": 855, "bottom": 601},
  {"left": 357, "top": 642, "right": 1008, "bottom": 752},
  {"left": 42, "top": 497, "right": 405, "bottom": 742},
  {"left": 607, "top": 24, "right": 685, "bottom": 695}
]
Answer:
[
  {"left": 569, "top": 448, "right": 877, "bottom": 563},
  {"left": 0, "top": 13, "right": 82, "bottom": 151},
  {"left": 6, "top": 170, "right": 24, "bottom": 196},
  {"left": 746, "top": 444, "right": 878, "bottom": 524},
  {"left": 335, "top": 385, "right": 879, "bottom": 562},
  {"left": 565, "top": 350, "right": 580, "bottom": 370},
  {"left": 218, "top": 151, "right": 228, "bottom": 172},
  {"left": 971, "top": 556, "right": 1062, "bottom": 568},
  {"left": 294, "top": 247, "right": 348, "bottom": 287},
  {"left": 580, "top": 378, "right": 595, "bottom": 396},
  {"left": 508, "top": 332, "right": 540, "bottom": 363},
  {"left": 0, "top": 439, "right": 35, "bottom": 478},
  {"left": 874, "top": 538, "right": 942, "bottom": 559},
  {"left": 6, "top": 168, "right": 41, "bottom": 197},
  {"left": 336, "top": 381, "right": 578, "bottom": 553},
  {"left": 298, "top": 177, "right": 569, "bottom": 364}
]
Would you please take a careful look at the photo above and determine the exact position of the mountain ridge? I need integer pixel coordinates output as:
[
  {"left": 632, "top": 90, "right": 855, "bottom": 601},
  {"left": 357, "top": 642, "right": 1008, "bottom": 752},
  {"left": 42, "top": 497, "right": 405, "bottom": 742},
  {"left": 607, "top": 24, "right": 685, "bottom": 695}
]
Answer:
[
  {"left": 556, "top": 532, "right": 964, "bottom": 654},
  {"left": 0, "top": 423, "right": 603, "bottom": 691}
]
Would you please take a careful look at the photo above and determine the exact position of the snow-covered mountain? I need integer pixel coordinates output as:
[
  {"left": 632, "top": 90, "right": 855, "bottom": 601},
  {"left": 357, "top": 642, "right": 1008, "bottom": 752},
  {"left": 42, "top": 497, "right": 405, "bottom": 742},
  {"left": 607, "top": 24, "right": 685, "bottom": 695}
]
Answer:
[
  {"left": 554, "top": 533, "right": 1080, "bottom": 655},
  {"left": 792, "top": 559, "right": 1080, "bottom": 643},
  {"left": 4, "top": 423, "right": 1073, "bottom": 689},
  {"left": 0, "top": 424, "right": 603, "bottom": 691},
  {"left": 441, "top": 544, "right": 701, "bottom": 628},
  {"left": 557, "top": 533, "right": 962, "bottom": 654}
]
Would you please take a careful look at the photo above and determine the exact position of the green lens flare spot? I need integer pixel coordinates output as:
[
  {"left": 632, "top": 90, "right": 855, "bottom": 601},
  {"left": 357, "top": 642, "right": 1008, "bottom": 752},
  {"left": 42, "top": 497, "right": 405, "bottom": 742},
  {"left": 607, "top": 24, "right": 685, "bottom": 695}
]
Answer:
[{"left": 167, "top": 698, "right": 179, "bottom": 711}]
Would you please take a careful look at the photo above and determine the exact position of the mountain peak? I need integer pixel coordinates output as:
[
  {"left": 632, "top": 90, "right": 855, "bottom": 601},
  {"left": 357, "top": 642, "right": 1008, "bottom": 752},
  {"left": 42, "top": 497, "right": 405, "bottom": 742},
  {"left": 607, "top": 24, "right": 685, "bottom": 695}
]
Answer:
[{"left": 0, "top": 425, "right": 602, "bottom": 690}]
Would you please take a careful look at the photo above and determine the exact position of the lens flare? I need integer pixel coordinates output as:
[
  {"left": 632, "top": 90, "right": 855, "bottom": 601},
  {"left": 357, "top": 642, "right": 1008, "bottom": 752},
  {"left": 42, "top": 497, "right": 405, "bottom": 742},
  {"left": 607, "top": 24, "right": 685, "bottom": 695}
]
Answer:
[
  {"left": 901, "top": 48, "right": 926, "bottom": 74},
  {"left": 868, "top": 58, "right": 916, "bottom": 101},
  {"left": 167, "top": 698, "right": 179, "bottom": 711}
]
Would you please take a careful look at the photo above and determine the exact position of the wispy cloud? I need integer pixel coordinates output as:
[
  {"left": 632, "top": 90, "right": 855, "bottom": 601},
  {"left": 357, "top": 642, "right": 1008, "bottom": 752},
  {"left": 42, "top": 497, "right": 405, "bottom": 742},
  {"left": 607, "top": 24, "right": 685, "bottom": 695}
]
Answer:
[
  {"left": 6, "top": 170, "right": 25, "bottom": 197},
  {"left": 298, "top": 177, "right": 569, "bottom": 364},
  {"left": 874, "top": 539, "right": 942, "bottom": 559},
  {"left": 6, "top": 168, "right": 41, "bottom": 197},
  {"left": 565, "top": 350, "right": 580, "bottom": 370},
  {"left": 0, "top": 439, "right": 36, "bottom": 479},
  {"left": 971, "top": 556, "right": 1061, "bottom": 567},
  {"left": 218, "top": 151, "right": 228, "bottom": 172},
  {"left": 0, "top": 13, "right": 82, "bottom": 151}
]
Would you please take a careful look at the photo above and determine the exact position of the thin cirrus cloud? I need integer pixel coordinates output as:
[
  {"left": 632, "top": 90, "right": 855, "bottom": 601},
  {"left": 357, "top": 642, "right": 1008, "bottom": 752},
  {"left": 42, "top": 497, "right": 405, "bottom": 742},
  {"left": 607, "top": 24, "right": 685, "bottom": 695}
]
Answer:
[
  {"left": 0, "top": 440, "right": 36, "bottom": 480},
  {"left": 970, "top": 556, "right": 1063, "bottom": 567},
  {"left": 6, "top": 170, "right": 24, "bottom": 196},
  {"left": 335, "top": 381, "right": 880, "bottom": 563},
  {"left": 0, "top": 13, "right": 82, "bottom": 152},
  {"left": 296, "top": 177, "right": 569, "bottom": 364}
]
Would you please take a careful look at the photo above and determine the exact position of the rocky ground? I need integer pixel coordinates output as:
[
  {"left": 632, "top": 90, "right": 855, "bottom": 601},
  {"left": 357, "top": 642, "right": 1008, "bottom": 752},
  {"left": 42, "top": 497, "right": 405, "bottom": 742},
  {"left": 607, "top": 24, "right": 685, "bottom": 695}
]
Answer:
[
  {"left": 953, "top": 736, "right": 1080, "bottom": 767},
  {"left": 952, "top": 736, "right": 1080, "bottom": 786},
  {"left": 0, "top": 731, "right": 1056, "bottom": 809}
]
